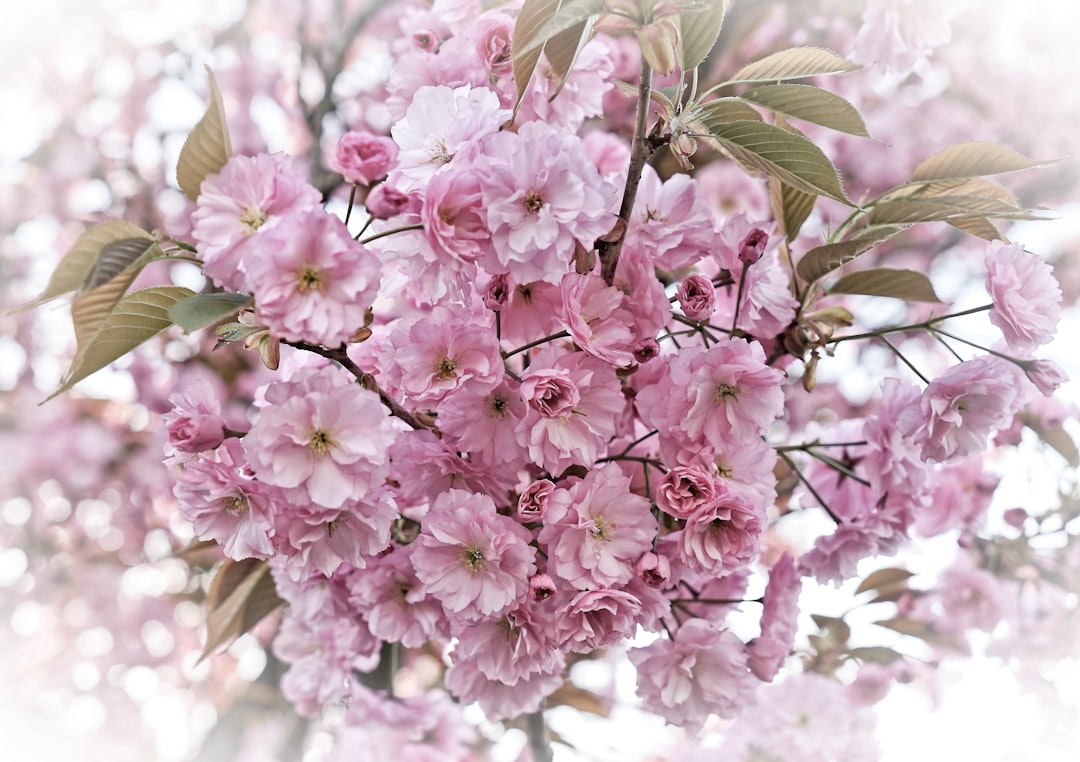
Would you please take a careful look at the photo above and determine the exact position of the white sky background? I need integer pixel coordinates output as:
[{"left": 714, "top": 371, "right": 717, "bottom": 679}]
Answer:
[{"left": 2, "top": 1, "right": 1080, "bottom": 761}]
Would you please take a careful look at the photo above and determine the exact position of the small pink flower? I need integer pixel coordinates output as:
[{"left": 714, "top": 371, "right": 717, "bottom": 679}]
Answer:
[
  {"left": 655, "top": 464, "right": 721, "bottom": 520},
  {"left": 636, "top": 552, "right": 672, "bottom": 589},
  {"left": 985, "top": 240, "right": 1062, "bottom": 350},
  {"left": 677, "top": 275, "right": 716, "bottom": 322},
  {"left": 903, "top": 355, "right": 1023, "bottom": 462},
  {"left": 164, "top": 379, "right": 228, "bottom": 454},
  {"left": 330, "top": 130, "right": 398, "bottom": 185},
  {"left": 629, "top": 619, "right": 756, "bottom": 731},
  {"left": 555, "top": 588, "right": 642, "bottom": 652},
  {"left": 677, "top": 484, "right": 765, "bottom": 576},
  {"left": 518, "top": 479, "right": 555, "bottom": 522},
  {"left": 483, "top": 273, "right": 510, "bottom": 311},
  {"left": 412, "top": 489, "right": 536, "bottom": 620},
  {"left": 365, "top": 184, "right": 418, "bottom": 219},
  {"left": 560, "top": 273, "right": 636, "bottom": 367},
  {"left": 520, "top": 367, "right": 580, "bottom": 418},
  {"left": 746, "top": 553, "right": 802, "bottom": 680},
  {"left": 247, "top": 210, "right": 381, "bottom": 347},
  {"left": 421, "top": 165, "right": 491, "bottom": 265},
  {"left": 529, "top": 573, "right": 557, "bottom": 601},
  {"left": 737, "top": 227, "right": 769, "bottom": 265},
  {"left": 1023, "top": 358, "right": 1069, "bottom": 397}
]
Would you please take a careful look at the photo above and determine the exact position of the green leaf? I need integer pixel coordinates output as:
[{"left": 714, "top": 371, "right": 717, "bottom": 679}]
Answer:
[
  {"left": 738, "top": 83, "right": 871, "bottom": 137},
  {"left": 855, "top": 567, "right": 914, "bottom": 596},
  {"left": 911, "top": 141, "right": 1055, "bottom": 183},
  {"left": 10, "top": 221, "right": 151, "bottom": 313},
  {"left": 46, "top": 286, "right": 193, "bottom": 401},
  {"left": 874, "top": 617, "right": 965, "bottom": 651},
  {"left": 169, "top": 292, "right": 253, "bottom": 333},
  {"left": 948, "top": 216, "right": 1006, "bottom": 241},
  {"left": 692, "top": 98, "right": 763, "bottom": 133},
  {"left": 81, "top": 237, "right": 160, "bottom": 292},
  {"left": 829, "top": 268, "right": 942, "bottom": 302},
  {"left": 177, "top": 66, "right": 233, "bottom": 201},
  {"left": 511, "top": 0, "right": 604, "bottom": 107},
  {"left": 867, "top": 195, "right": 1044, "bottom": 226},
  {"left": 769, "top": 177, "right": 817, "bottom": 242},
  {"left": 706, "top": 119, "right": 851, "bottom": 203},
  {"left": 200, "top": 558, "right": 284, "bottom": 662},
  {"left": 676, "top": 0, "right": 728, "bottom": 70},
  {"left": 811, "top": 614, "right": 851, "bottom": 645},
  {"left": 725, "top": 46, "right": 859, "bottom": 85},
  {"left": 796, "top": 225, "right": 909, "bottom": 283}
]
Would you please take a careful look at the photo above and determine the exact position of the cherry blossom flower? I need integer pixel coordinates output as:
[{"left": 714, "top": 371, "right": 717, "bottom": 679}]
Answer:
[
  {"left": 444, "top": 658, "right": 565, "bottom": 722},
  {"left": 629, "top": 619, "right": 756, "bottom": 731},
  {"left": 677, "top": 275, "right": 716, "bottom": 322},
  {"left": 163, "top": 379, "right": 228, "bottom": 455},
  {"left": 747, "top": 554, "right": 802, "bottom": 681},
  {"left": 985, "top": 240, "right": 1062, "bottom": 351},
  {"left": 554, "top": 588, "right": 642, "bottom": 652},
  {"left": 676, "top": 484, "right": 766, "bottom": 576},
  {"left": 347, "top": 546, "right": 448, "bottom": 647},
  {"left": 247, "top": 210, "right": 382, "bottom": 347},
  {"left": 625, "top": 165, "right": 717, "bottom": 271},
  {"left": 191, "top": 152, "right": 320, "bottom": 291},
  {"left": 329, "top": 130, "right": 398, "bottom": 185},
  {"left": 654, "top": 464, "right": 723, "bottom": 520},
  {"left": 539, "top": 463, "right": 656, "bottom": 589},
  {"left": 411, "top": 489, "right": 536, "bottom": 619},
  {"left": 245, "top": 366, "right": 397, "bottom": 509}
]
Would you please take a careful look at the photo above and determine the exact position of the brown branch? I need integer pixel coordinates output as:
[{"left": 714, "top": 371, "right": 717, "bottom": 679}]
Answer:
[
  {"left": 597, "top": 57, "right": 655, "bottom": 285},
  {"left": 285, "top": 341, "right": 433, "bottom": 433}
]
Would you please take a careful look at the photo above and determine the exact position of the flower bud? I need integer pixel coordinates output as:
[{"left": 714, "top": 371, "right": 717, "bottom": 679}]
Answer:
[
  {"left": 632, "top": 338, "right": 660, "bottom": 364},
  {"left": 1023, "top": 358, "right": 1069, "bottom": 397},
  {"left": 330, "top": 131, "right": 398, "bottom": 186},
  {"left": 518, "top": 479, "right": 555, "bottom": 522},
  {"left": 738, "top": 227, "right": 769, "bottom": 266},
  {"left": 529, "top": 573, "right": 557, "bottom": 601},
  {"left": 365, "top": 184, "right": 416, "bottom": 219},
  {"left": 677, "top": 274, "right": 716, "bottom": 321},
  {"left": 484, "top": 273, "right": 511, "bottom": 311},
  {"left": 167, "top": 413, "right": 227, "bottom": 453},
  {"left": 636, "top": 552, "right": 671, "bottom": 588}
]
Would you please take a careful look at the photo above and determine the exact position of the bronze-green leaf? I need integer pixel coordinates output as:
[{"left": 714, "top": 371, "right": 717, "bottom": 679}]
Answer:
[
  {"left": 707, "top": 119, "right": 851, "bottom": 203},
  {"left": 200, "top": 558, "right": 284, "bottom": 662},
  {"left": 725, "top": 46, "right": 859, "bottom": 85},
  {"left": 47, "top": 286, "right": 193, "bottom": 401},
  {"left": 169, "top": 292, "right": 253, "bottom": 333},
  {"left": 855, "top": 567, "right": 914, "bottom": 596},
  {"left": 911, "top": 141, "right": 1055, "bottom": 183},
  {"left": 692, "top": 98, "right": 763, "bottom": 132},
  {"left": 511, "top": 0, "right": 604, "bottom": 106},
  {"left": 11, "top": 221, "right": 151, "bottom": 313},
  {"left": 828, "top": 268, "right": 942, "bottom": 302},
  {"left": 177, "top": 66, "right": 233, "bottom": 201},
  {"left": 867, "top": 195, "right": 1044, "bottom": 226},
  {"left": 796, "top": 225, "right": 909, "bottom": 283},
  {"left": 845, "top": 646, "right": 905, "bottom": 665},
  {"left": 738, "top": 83, "right": 871, "bottom": 137},
  {"left": 676, "top": 0, "right": 728, "bottom": 70},
  {"left": 81, "top": 237, "right": 160, "bottom": 292},
  {"left": 769, "top": 178, "right": 817, "bottom": 242}
]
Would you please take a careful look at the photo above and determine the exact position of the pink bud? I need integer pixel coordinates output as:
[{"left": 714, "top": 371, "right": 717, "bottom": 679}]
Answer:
[
  {"left": 738, "top": 227, "right": 769, "bottom": 266},
  {"left": 1003, "top": 508, "right": 1028, "bottom": 529},
  {"left": 518, "top": 479, "right": 555, "bottom": 522},
  {"left": 330, "top": 131, "right": 398, "bottom": 186},
  {"left": 1023, "top": 358, "right": 1068, "bottom": 397},
  {"left": 677, "top": 274, "right": 715, "bottom": 321},
  {"left": 529, "top": 573, "right": 557, "bottom": 601},
  {"left": 365, "top": 184, "right": 416, "bottom": 219},
  {"left": 632, "top": 338, "right": 660, "bottom": 364},
  {"left": 167, "top": 414, "right": 227, "bottom": 454},
  {"left": 635, "top": 552, "right": 671, "bottom": 588},
  {"left": 412, "top": 30, "right": 439, "bottom": 52},
  {"left": 484, "top": 273, "right": 511, "bottom": 311}
]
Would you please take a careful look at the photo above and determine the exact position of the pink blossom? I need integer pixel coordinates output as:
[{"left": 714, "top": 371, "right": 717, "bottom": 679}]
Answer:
[
  {"left": 518, "top": 479, "right": 555, "bottom": 522},
  {"left": 247, "top": 210, "right": 381, "bottom": 347},
  {"left": 625, "top": 165, "right": 718, "bottom": 271},
  {"left": 330, "top": 130, "right": 398, "bottom": 185},
  {"left": 382, "top": 306, "right": 503, "bottom": 405},
  {"left": 529, "top": 573, "right": 557, "bottom": 601},
  {"left": 747, "top": 554, "right": 802, "bottom": 680},
  {"left": 173, "top": 438, "right": 275, "bottom": 560},
  {"left": 985, "top": 240, "right": 1062, "bottom": 350},
  {"left": 677, "top": 275, "right": 716, "bottom": 322},
  {"left": 539, "top": 463, "right": 656, "bottom": 589},
  {"left": 629, "top": 619, "right": 756, "bottom": 731},
  {"left": 636, "top": 552, "right": 672, "bottom": 589},
  {"left": 515, "top": 351, "right": 624, "bottom": 475},
  {"left": 655, "top": 464, "right": 723, "bottom": 520},
  {"left": 801, "top": 510, "right": 909, "bottom": 585},
  {"left": 245, "top": 366, "right": 397, "bottom": 509},
  {"left": 852, "top": 0, "right": 966, "bottom": 78},
  {"left": 516, "top": 37, "right": 613, "bottom": 131},
  {"left": 411, "top": 489, "right": 536, "bottom": 619},
  {"left": 191, "top": 153, "right": 321, "bottom": 291},
  {"left": 737, "top": 227, "right": 769, "bottom": 266},
  {"left": 282, "top": 495, "right": 398, "bottom": 579},
  {"left": 421, "top": 164, "right": 490, "bottom": 265},
  {"left": 498, "top": 279, "right": 563, "bottom": 347},
  {"left": 677, "top": 484, "right": 766, "bottom": 576},
  {"left": 390, "top": 84, "right": 508, "bottom": 190},
  {"left": 903, "top": 355, "right": 1023, "bottom": 462},
  {"left": 483, "top": 273, "right": 510, "bottom": 310},
  {"left": 555, "top": 588, "right": 642, "bottom": 652},
  {"left": 560, "top": 273, "right": 637, "bottom": 367},
  {"left": 444, "top": 658, "right": 564, "bottom": 722},
  {"left": 164, "top": 379, "right": 228, "bottom": 455},
  {"left": 365, "top": 183, "right": 418, "bottom": 219},
  {"left": 475, "top": 121, "right": 615, "bottom": 285},
  {"left": 347, "top": 546, "right": 448, "bottom": 647},
  {"left": 683, "top": 338, "right": 786, "bottom": 447},
  {"left": 1023, "top": 358, "right": 1069, "bottom": 397},
  {"left": 452, "top": 603, "right": 562, "bottom": 685},
  {"left": 437, "top": 379, "right": 526, "bottom": 467}
]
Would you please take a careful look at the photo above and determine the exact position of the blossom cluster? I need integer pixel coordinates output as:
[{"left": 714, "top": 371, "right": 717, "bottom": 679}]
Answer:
[{"left": 140, "top": 0, "right": 1071, "bottom": 753}]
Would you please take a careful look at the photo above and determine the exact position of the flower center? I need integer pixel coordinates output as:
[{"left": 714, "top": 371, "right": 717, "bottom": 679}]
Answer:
[
  {"left": 434, "top": 355, "right": 458, "bottom": 381},
  {"left": 240, "top": 207, "right": 268, "bottom": 234},
  {"left": 224, "top": 495, "right": 248, "bottom": 517},
  {"left": 714, "top": 383, "right": 738, "bottom": 401},
  {"left": 523, "top": 190, "right": 544, "bottom": 214},
  {"left": 488, "top": 393, "right": 509, "bottom": 418},
  {"left": 298, "top": 265, "right": 324, "bottom": 293},
  {"left": 309, "top": 428, "right": 335, "bottom": 456},
  {"left": 461, "top": 546, "right": 486, "bottom": 572},
  {"left": 429, "top": 140, "right": 452, "bottom": 164},
  {"left": 590, "top": 515, "right": 612, "bottom": 542}
]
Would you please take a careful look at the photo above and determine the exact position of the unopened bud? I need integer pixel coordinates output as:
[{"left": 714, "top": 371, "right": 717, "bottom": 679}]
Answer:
[
  {"left": 529, "top": 573, "right": 557, "bottom": 601},
  {"left": 518, "top": 479, "right": 555, "bottom": 522},
  {"left": 677, "top": 274, "right": 715, "bottom": 322},
  {"left": 738, "top": 227, "right": 769, "bottom": 266},
  {"left": 636, "top": 552, "right": 671, "bottom": 588},
  {"left": 484, "top": 273, "right": 511, "bottom": 311},
  {"left": 633, "top": 338, "right": 660, "bottom": 364}
]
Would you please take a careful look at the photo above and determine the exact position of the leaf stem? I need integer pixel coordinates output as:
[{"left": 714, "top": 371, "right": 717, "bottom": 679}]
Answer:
[
  {"left": 828, "top": 304, "right": 992, "bottom": 345},
  {"left": 360, "top": 223, "right": 425, "bottom": 244},
  {"left": 502, "top": 330, "right": 569, "bottom": 360}
]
